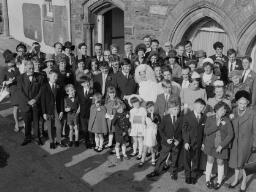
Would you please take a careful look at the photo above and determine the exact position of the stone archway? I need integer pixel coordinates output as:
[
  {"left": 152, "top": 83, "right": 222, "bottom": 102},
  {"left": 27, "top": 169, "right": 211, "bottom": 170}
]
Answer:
[
  {"left": 82, "top": 0, "right": 125, "bottom": 55},
  {"left": 160, "top": 1, "right": 237, "bottom": 50}
]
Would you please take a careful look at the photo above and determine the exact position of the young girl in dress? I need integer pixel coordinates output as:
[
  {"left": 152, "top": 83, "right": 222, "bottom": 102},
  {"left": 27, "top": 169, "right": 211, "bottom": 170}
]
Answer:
[
  {"left": 88, "top": 93, "right": 108, "bottom": 152},
  {"left": 129, "top": 95, "right": 147, "bottom": 160},
  {"left": 105, "top": 86, "right": 121, "bottom": 148},
  {"left": 64, "top": 84, "right": 80, "bottom": 147},
  {"left": 112, "top": 100, "right": 130, "bottom": 160},
  {"left": 139, "top": 101, "right": 160, "bottom": 166}
]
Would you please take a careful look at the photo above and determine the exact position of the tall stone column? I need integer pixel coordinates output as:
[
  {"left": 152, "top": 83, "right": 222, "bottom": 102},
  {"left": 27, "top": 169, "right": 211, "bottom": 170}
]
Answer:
[{"left": 2, "top": 0, "right": 10, "bottom": 37}]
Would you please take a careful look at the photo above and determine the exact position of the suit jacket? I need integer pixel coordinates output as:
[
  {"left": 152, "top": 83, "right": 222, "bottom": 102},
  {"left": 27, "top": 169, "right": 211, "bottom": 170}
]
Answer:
[
  {"left": 209, "top": 54, "right": 229, "bottom": 83},
  {"left": 183, "top": 51, "right": 197, "bottom": 61},
  {"left": 154, "top": 93, "right": 180, "bottom": 118},
  {"left": 75, "top": 55, "right": 91, "bottom": 69},
  {"left": 177, "top": 55, "right": 187, "bottom": 68},
  {"left": 243, "top": 70, "right": 256, "bottom": 106},
  {"left": 159, "top": 114, "right": 183, "bottom": 147},
  {"left": 112, "top": 71, "right": 137, "bottom": 98},
  {"left": 93, "top": 72, "right": 114, "bottom": 95},
  {"left": 182, "top": 110, "right": 207, "bottom": 149},
  {"left": 56, "top": 70, "right": 74, "bottom": 88},
  {"left": 76, "top": 85, "right": 93, "bottom": 119},
  {"left": 41, "top": 82, "right": 64, "bottom": 115},
  {"left": 17, "top": 72, "right": 44, "bottom": 112},
  {"left": 120, "top": 52, "right": 136, "bottom": 63},
  {"left": 227, "top": 59, "right": 243, "bottom": 72}
]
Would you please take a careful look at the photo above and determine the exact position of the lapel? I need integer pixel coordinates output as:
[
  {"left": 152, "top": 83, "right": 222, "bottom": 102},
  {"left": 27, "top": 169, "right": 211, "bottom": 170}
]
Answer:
[
  {"left": 166, "top": 115, "right": 175, "bottom": 135},
  {"left": 238, "top": 109, "right": 250, "bottom": 126}
]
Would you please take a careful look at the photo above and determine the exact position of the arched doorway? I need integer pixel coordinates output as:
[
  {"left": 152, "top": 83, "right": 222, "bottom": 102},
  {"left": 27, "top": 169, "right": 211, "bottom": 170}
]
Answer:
[
  {"left": 182, "top": 17, "right": 233, "bottom": 56},
  {"left": 83, "top": 0, "right": 125, "bottom": 55}
]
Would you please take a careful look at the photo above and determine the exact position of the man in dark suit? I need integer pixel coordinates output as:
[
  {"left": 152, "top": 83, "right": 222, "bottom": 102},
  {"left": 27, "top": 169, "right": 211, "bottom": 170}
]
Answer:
[
  {"left": 147, "top": 100, "right": 183, "bottom": 180},
  {"left": 120, "top": 42, "right": 136, "bottom": 63},
  {"left": 175, "top": 42, "right": 187, "bottom": 68},
  {"left": 209, "top": 42, "right": 229, "bottom": 83},
  {"left": 18, "top": 60, "right": 44, "bottom": 146},
  {"left": 92, "top": 43, "right": 104, "bottom": 62},
  {"left": 41, "top": 70, "right": 65, "bottom": 149},
  {"left": 182, "top": 98, "right": 207, "bottom": 184},
  {"left": 112, "top": 58, "right": 137, "bottom": 100},
  {"left": 227, "top": 49, "right": 243, "bottom": 73},
  {"left": 183, "top": 41, "right": 196, "bottom": 61},
  {"left": 93, "top": 61, "right": 113, "bottom": 96},
  {"left": 76, "top": 42, "right": 91, "bottom": 69},
  {"left": 76, "top": 75, "right": 94, "bottom": 148}
]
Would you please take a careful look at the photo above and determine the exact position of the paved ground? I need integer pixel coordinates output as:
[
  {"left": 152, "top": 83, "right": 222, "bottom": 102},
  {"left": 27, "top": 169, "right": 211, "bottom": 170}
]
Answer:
[{"left": 0, "top": 36, "right": 256, "bottom": 192}]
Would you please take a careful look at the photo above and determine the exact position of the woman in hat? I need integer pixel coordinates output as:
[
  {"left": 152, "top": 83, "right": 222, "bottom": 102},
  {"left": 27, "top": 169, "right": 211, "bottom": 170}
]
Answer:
[
  {"left": 134, "top": 64, "right": 158, "bottom": 103},
  {"left": 1, "top": 49, "right": 20, "bottom": 132},
  {"left": 43, "top": 54, "right": 55, "bottom": 78},
  {"left": 180, "top": 71, "right": 207, "bottom": 113},
  {"left": 202, "top": 62, "right": 219, "bottom": 98},
  {"left": 228, "top": 90, "right": 256, "bottom": 192},
  {"left": 63, "top": 41, "right": 76, "bottom": 71},
  {"left": 226, "top": 70, "right": 250, "bottom": 108},
  {"left": 165, "top": 50, "right": 182, "bottom": 80}
]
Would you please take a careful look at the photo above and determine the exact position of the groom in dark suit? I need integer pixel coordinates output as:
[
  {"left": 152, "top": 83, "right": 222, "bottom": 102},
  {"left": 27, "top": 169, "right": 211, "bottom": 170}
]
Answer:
[
  {"left": 147, "top": 100, "right": 183, "bottom": 180},
  {"left": 18, "top": 60, "right": 44, "bottom": 146}
]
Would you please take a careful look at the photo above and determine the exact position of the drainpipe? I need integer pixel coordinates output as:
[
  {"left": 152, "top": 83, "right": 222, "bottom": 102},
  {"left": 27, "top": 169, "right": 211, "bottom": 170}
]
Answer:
[{"left": 2, "top": 0, "right": 10, "bottom": 37}]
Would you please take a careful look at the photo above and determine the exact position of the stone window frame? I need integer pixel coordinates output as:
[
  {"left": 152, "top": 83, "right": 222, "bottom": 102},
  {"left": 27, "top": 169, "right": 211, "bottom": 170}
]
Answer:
[{"left": 43, "top": 0, "right": 54, "bottom": 22}]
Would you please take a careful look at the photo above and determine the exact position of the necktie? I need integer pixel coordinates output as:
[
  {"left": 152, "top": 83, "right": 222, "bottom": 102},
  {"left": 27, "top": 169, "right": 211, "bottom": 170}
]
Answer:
[
  {"left": 242, "top": 71, "right": 246, "bottom": 82},
  {"left": 29, "top": 76, "right": 33, "bottom": 82},
  {"left": 196, "top": 114, "right": 200, "bottom": 123},
  {"left": 173, "top": 116, "right": 176, "bottom": 124},
  {"left": 84, "top": 89, "right": 88, "bottom": 96},
  {"left": 165, "top": 94, "right": 169, "bottom": 101}
]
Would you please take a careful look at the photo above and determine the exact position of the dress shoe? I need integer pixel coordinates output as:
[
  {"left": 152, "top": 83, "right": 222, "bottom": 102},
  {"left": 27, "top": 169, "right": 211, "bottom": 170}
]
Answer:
[
  {"left": 21, "top": 139, "right": 31, "bottom": 146},
  {"left": 146, "top": 171, "right": 160, "bottom": 178},
  {"left": 136, "top": 155, "right": 142, "bottom": 160},
  {"left": 206, "top": 181, "right": 213, "bottom": 189},
  {"left": 163, "top": 164, "right": 170, "bottom": 171},
  {"left": 213, "top": 182, "right": 222, "bottom": 190},
  {"left": 35, "top": 138, "right": 43, "bottom": 145},
  {"left": 56, "top": 141, "right": 67, "bottom": 148},
  {"left": 191, "top": 177, "right": 197, "bottom": 184},
  {"left": 74, "top": 141, "right": 79, "bottom": 147},
  {"left": 68, "top": 141, "right": 73, "bottom": 147},
  {"left": 185, "top": 177, "right": 191, "bottom": 184},
  {"left": 171, "top": 173, "right": 178, "bottom": 180},
  {"left": 50, "top": 142, "right": 56, "bottom": 149},
  {"left": 227, "top": 183, "right": 239, "bottom": 189}
]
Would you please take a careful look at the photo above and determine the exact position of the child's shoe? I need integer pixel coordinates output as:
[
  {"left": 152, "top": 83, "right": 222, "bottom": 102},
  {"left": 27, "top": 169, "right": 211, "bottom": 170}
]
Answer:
[
  {"left": 74, "top": 141, "right": 79, "bottom": 147},
  {"left": 68, "top": 141, "right": 73, "bottom": 147}
]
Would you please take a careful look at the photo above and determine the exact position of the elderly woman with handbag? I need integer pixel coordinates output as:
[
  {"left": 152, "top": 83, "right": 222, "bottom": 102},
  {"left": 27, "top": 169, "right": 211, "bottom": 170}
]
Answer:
[
  {"left": 0, "top": 50, "right": 20, "bottom": 132},
  {"left": 228, "top": 90, "right": 256, "bottom": 192}
]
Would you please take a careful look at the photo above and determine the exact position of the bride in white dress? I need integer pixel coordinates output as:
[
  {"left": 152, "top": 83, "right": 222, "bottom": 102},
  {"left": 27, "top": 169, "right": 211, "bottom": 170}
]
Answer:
[{"left": 134, "top": 64, "right": 158, "bottom": 103}]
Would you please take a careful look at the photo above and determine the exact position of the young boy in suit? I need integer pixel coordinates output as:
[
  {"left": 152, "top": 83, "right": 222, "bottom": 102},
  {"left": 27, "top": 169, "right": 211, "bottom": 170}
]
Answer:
[
  {"left": 41, "top": 70, "right": 65, "bottom": 149},
  {"left": 147, "top": 100, "right": 183, "bottom": 180},
  {"left": 76, "top": 74, "right": 94, "bottom": 148},
  {"left": 182, "top": 98, "right": 207, "bottom": 184}
]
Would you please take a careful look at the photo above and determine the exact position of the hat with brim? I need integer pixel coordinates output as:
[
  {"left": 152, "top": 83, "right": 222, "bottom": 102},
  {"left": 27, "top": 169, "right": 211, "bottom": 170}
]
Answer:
[
  {"left": 186, "top": 59, "right": 198, "bottom": 66},
  {"left": 213, "top": 80, "right": 224, "bottom": 87},
  {"left": 228, "top": 70, "right": 242, "bottom": 79},
  {"left": 63, "top": 41, "right": 75, "bottom": 51},
  {"left": 235, "top": 90, "right": 251, "bottom": 102},
  {"left": 195, "top": 50, "right": 207, "bottom": 58},
  {"left": 76, "top": 73, "right": 91, "bottom": 83},
  {"left": 55, "top": 53, "right": 67, "bottom": 64},
  {"left": 214, "top": 59, "right": 224, "bottom": 66},
  {"left": 16, "top": 42, "right": 27, "bottom": 52},
  {"left": 202, "top": 58, "right": 214, "bottom": 65},
  {"left": 128, "top": 94, "right": 142, "bottom": 107},
  {"left": 3, "top": 49, "right": 17, "bottom": 63},
  {"left": 191, "top": 71, "right": 201, "bottom": 79},
  {"left": 44, "top": 54, "right": 55, "bottom": 63},
  {"left": 166, "top": 50, "right": 178, "bottom": 60}
]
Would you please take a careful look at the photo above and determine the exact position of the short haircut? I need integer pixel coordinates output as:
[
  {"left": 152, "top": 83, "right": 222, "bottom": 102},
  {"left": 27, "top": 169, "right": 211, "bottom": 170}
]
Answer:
[
  {"left": 213, "top": 42, "right": 224, "bottom": 50},
  {"left": 120, "top": 58, "right": 131, "bottom": 66},
  {"left": 214, "top": 101, "right": 230, "bottom": 113},
  {"left": 162, "top": 66, "right": 172, "bottom": 74},
  {"left": 65, "top": 84, "right": 75, "bottom": 92},
  {"left": 109, "top": 54, "right": 120, "bottom": 62},
  {"left": 182, "top": 66, "right": 191, "bottom": 71},
  {"left": 53, "top": 42, "right": 63, "bottom": 48},
  {"left": 146, "top": 101, "right": 154, "bottom": 109},
  {"left": 32, "top": 42, "right": 40, "bottom": 46},
  {"left": 162, "top": 79, "right": 172, "bottom": 88},
  {"left": 143, "top": 35, "right": 151, "bottom": 40},
  {"left": 78, "top": 42, "right": 87, "bottom": 49},
  {"left": 194, "top": 98, "right": 206, "bottom": 106},
  {"left": 94, "top": 43, "right": 102, "bottom": 47},
  {"left": 184, "top": 40, "right": 192, "bottom": 46},
  {"left": 151, "top": 39, "right": 159, "bottom": 44},
  {"left": 242, "top": 55, "right": 252, "bottom": 63},
  {"left": 125, "top": 42, "right": 133, "bottom": 46},
  {"left": 175, "top": 42, "right": 185, "bottom": 49},
  {"left": 227, "top": 48, "right": 237, "bottom": 56},
  {"left": 99, "top": 61, "right": 109, "bottom": 68},
  {"left": 130, "top": 96, "right": 140, "bottom": 104},
  {"left": 93, "top": 93, "right": 103, "bottom": 104}
]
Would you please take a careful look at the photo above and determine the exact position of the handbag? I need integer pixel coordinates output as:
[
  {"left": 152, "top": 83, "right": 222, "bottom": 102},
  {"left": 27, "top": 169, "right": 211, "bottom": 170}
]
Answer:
[
  {"left": 0, "top": 84, "right": 10, "bottom": 102},
  {"left": 244, "top": 152, "right": 256, "bottom": 176}
]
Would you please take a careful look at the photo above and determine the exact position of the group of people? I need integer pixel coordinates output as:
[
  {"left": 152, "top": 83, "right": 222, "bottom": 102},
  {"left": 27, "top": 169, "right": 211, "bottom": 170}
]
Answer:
[{"left": 1, "top": 37, "right": 256, "bottom": 191}]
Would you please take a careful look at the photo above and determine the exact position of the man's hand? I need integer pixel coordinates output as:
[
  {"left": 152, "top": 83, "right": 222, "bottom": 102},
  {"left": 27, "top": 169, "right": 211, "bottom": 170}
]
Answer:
[
  {"left": 28, "top": 99, "right": 36, "bottom": 106},
  {"left": 43, "top": 114, "right": 48, "bottom": 121},
  {"left": 174, "top": 140, "right": 179, "bottom": 146},
  {"left": 59, "top": 112, "right": 63, "bottom": 120},
  {"left": 216, "top": 145, "right": 222, "bottom": 153},
  {"left": 184, "top": 143, "right": 190, "bottom": 151},
  {"left": 167, "top": 139, "right": 173, "bottom": 145},
  {"left": 65, "top": 107, "right": 71, "bottom": 112}
]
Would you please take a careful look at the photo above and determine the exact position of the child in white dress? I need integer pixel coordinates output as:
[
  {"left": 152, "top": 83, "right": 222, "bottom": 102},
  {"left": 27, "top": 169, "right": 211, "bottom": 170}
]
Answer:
[
  {"left": 129, "top": 95, "right": 147, "bottom": 160},
  {"left": 139, "top": 101, "right": 160, "bottom": 167}
]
